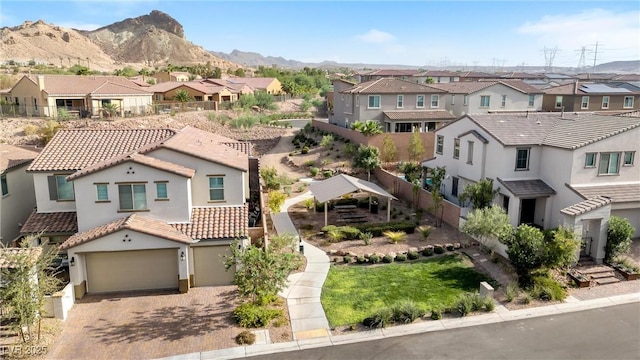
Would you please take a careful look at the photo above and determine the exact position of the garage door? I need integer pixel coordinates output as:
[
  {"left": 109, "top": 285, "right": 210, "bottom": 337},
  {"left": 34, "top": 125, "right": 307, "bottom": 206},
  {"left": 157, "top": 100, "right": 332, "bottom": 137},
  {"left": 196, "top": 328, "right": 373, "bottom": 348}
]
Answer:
[
  {"left": 193, "top": 246, "right": 235, "bottom": 286},
  {"left": 86, "top": 249, "right": 178, "bottom": 293}
]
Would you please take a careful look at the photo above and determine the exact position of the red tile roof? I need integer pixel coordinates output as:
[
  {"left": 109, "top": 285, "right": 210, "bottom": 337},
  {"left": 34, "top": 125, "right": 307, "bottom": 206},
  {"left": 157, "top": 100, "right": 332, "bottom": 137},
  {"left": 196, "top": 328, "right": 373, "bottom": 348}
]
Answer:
[
  {"left": 67, "top": 152, "right": 196, "bottom": 181},
  {"left": 343, "top": 78, "right": 445, "bottom": 94},
  {"left": 22, "top": 75, "right": 151, "bottom": 96},
  {"left": 0, "top": 144, "right": 40, "bottom": 173},
  {"left": 20, "top": 211, "right": 78, "bottom": 234},
  {"left": 61, "top": 213, "right": 193, "bottom": 250},
  {"left": 171, "top": 205, "right": 248, "bottom": 239}
]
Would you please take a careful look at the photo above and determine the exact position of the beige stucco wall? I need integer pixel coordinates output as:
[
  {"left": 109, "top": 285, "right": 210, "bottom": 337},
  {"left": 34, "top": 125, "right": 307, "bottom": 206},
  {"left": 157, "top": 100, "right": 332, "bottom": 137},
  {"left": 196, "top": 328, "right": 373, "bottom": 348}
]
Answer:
[
  {"left": 1, "top": 164, "right": 37, "bottom": 244},
  {"left": 73, "top": 161, "right": 192, "bottom": 232}
]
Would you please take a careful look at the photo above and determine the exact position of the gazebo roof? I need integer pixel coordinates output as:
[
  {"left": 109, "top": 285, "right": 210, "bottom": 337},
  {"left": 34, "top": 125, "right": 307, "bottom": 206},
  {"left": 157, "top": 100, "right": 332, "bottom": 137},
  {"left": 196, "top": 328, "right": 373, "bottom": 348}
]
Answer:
[{"left": 309, "top": 174, "right": 397, "bottom": 203}]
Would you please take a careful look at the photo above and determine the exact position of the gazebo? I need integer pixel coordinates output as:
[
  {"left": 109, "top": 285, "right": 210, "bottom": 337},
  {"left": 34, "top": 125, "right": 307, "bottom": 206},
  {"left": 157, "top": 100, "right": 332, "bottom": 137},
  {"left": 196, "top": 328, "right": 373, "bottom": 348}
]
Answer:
[{"left": 309, "top": 174, "right": 397, "bottom": 227}]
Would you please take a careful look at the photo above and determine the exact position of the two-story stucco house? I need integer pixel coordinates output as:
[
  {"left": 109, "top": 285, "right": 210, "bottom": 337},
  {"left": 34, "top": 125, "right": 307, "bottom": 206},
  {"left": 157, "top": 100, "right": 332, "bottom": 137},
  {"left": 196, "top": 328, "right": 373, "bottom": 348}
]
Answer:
[
  {"left": 330, "top": 78, "right": 455, "bottom": 133},
  {"left": 20, "top": 126, "right": 254, "bottom": 298},
  {"left": 4, "top": 75, "right": 153, "bottom": 118},
  {"left": 542, "top": 81, "right": 640, "bottom": 113},
  {"left": 423, "top": 113, "right": 640, "bottom": 262},
  {"left": 0, "top": 144, "right": 40, "bottom": 245},
  {"left": 429, "top": 80, "right": 544, "bottom": 117}
]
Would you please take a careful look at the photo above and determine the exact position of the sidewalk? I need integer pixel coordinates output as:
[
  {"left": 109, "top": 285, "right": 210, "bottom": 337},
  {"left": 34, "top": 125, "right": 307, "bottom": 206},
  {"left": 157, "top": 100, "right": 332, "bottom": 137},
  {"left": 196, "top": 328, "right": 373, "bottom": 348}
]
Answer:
[{"left": 272, "top": 191, "right": 332, "bottom": 340}]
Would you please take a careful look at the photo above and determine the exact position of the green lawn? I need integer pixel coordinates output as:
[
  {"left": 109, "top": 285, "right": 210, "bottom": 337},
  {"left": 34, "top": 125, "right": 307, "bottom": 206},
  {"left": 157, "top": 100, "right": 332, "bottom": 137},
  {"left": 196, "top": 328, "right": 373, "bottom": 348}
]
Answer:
[{"left": 321, "top": 254, "right": 492, "bottom": 327}]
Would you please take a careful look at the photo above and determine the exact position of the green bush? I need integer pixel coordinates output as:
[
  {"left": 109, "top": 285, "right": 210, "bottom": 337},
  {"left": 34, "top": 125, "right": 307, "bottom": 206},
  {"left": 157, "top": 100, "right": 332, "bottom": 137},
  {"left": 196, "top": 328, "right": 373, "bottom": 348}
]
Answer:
[
  {"left": 368, "top": 254, "right": 380, "bottom": 264},
  {"left": 455, "top": 294, "right": 474, "bottom": 317},
  {"left": 605, "top": 216, "right": 636, "bottom": 262},
  {"left": 520, "top": 292, "right": 533, "bottom": 305},
  {"left": 505, "top": 282, "right": 519, "bottom": 303},
  {"left": 392, "top": 300, "right": 426, "bottom": 324},
  {"left": 321, "top": 225, "right": 361, "bottom": 240},
  {"left": 310, "top": 167, "right": 319, "bottom": 177},
  {"left": 407, "top": 251, "right": 420, "bottom": 260},
  {"left": 235, "top": 330, "right": 256, "bottom": 345},
  {"left": 356, "top": 256, "right": 366, "bottom": 264},
  {"left": 417, "top": 225, "right": 432, "bottom": 240},
  {"left": 302, "top": 146, "right": 310, "bottom": 154},
  {"left": 445, "top": 243, "right": 455, "bottom": 251},
  {"left": 303, "top": 160, "right": 316, "bottom": 167},
  {"left": 434, "top": 245, "right": 445, "bottom": 254},
  {"left": 363, "top": 307, "right": 394, "bottom": 328},
  {"left": 315, "top": 201, "right": 335, "bottom": 212},
  {"left": 322, "top": 170, "right": 333, "bottom": 178},
  {"left": 234, "top": 303, "right": 282, "bottom": 328},
  {"left": 422, "top": 246, "right": 434, "bottom": 256},
  {"left": 343, "top": 256, "right": 352, "bottom": 263},
  {"left": 530, "top": 274, "right": 567, "bottom": 301},
  {"left": 382, "top": 254, "right": 394, "bottom": 263},
  {"left": 335, "top": 198, "right": 359, "bottom": 206},
  {"left": 360, "top": 232, "right": 373, "bottom": 246},
  {"left": 353, "top": 221, "right": 417, "bottom": 237},
  {"left": 395, "top": 253, "right": 407, "bottom": 262},
  {"left": 430, "top": 308, "right": 443, "bottom": 320}
]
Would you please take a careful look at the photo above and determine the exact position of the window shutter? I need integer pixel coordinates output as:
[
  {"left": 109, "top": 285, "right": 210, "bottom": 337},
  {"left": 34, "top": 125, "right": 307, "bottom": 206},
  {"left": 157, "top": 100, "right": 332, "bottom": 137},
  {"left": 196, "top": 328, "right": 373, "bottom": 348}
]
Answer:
[{"left": 48, "top": 176, "right": 58, "bottom": 200}]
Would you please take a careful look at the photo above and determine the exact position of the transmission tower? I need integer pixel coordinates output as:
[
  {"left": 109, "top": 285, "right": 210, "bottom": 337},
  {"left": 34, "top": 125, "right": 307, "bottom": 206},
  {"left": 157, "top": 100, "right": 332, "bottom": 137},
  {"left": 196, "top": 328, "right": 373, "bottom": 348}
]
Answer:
[
  {"left": 541, "top": 46, "right": 560, "bottom": 72},
  {"left": 576, "top": 46, "right": 588, "bottom": 71}
]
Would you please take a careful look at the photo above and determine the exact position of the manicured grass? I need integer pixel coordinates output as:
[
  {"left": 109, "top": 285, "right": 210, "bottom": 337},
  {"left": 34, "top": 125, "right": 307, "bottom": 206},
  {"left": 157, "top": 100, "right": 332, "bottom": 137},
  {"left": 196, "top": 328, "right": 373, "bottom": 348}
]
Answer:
[{"left": 321, "top": 254, "right": 492, "bottom": 327}]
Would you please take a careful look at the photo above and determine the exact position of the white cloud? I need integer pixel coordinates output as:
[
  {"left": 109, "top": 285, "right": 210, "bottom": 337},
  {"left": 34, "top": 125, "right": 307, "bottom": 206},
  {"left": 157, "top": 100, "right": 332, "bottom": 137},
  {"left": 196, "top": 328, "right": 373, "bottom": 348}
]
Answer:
[
  {"left": 517, "top": 9, "right": 640, "bottom": 62},
  {"left": 355, "top": 29, "right": 396, "bottom": 44}
]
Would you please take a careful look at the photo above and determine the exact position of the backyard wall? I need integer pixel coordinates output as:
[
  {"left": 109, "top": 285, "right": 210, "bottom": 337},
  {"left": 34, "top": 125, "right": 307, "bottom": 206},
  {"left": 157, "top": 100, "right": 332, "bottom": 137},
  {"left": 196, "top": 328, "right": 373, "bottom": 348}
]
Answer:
[
  {"left": 312, "top": 119, "right": 435, "bottom": 161},
  {"left": 374, "top": 168, "right": 461, "bottom": 228},
  {"left": 42, "top": 282, "right": 75, "bottom": 321}
]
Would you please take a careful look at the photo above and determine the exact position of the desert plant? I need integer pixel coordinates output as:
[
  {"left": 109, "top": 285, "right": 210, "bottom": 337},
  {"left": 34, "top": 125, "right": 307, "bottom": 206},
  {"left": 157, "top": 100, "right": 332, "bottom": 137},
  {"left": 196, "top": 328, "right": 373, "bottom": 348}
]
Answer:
[
  {"left": 301, "top": 146, "right": 310, "bottom": 154},
  {"left": 382, "top": 254, "right": 394, "bottom": 263},
  {"left": 368, "top": 254, "right": 380, "bottom": 264},
  {"left": 520, "top": 292, "right": 533, "bottom": 305},
  {"left": 303, "top": 198, "right": 314, "bottom": 210},
  {"left": 605, "top": 216, "right": 636, "bottom": 262},
  {"left": 235, "top": 330, "right": 256, "bottom": 345},
  {"left": 261, "top": 166, "right": 281, "bottom": 190},
  {"left": 430, "top": 308, "right": 443, "bottom": 320},
  {"left": 434, "top": 244, "right": 445, "bottom": 254},
  {"left": 417, "top": 225, "right": 432, "bottom": 240},
  {"left": 360, "top": 232, "right": 373, "bottom": 246},
  {"left": 458, "top": 179, "right": 500, "bottom": 209},
  {"left": 56, "top": 107, "right": 72, "bottom": 121},
  {"left": 362, "top": 307, "right": 393, "bottom": 328},
  {"left": 530, "top": 273, "right": 567, "bottom": 301},
  {"left": 392, "top": 300, "right": 426, "bottom": 324},
  {"left": 356, "top": 256, "right": 366, "bottom": 264},
  {"left": 268, "top": 190, "right": 286, "bottom": 213},
  {"left": 327, "top": 228, "right": 345, "bottom": 243},
  {"left": 422, "top": 245, "right": 434, "bottom": 256},
  {"left": 380, "top": 134, "right": 397, "bottom": 164},
  {"left": 233, "top": 302, "right": 282, "bottom": 328},
  {"left": 505, "top": 282, "right": 519, "bottom": 302},
  {"left": 384, "top": 230, "right": 407, "bottom": 244},
  {"left": 455, "top": 293, "right": 475, "bottom": 316},
  {"left": 303, "top": 159, "right": 316, "bottom": 167},
  {"left": 395, "top": 253, "right": 407, "bottom": 262},
  {"left": 351, "top": 120, "right": 383, "bottom": 136},
  {"left": 407, "top": 131, "right": 425, "bottom": 162},
  {"left": 407, "top": 251, "right": 420, "bottom": 260},
  {"left": 343, "top": 255, "right": 352, "bottom": 263},
  {"left": 309, "top": 167, "right": 319, "bottom": 177}
]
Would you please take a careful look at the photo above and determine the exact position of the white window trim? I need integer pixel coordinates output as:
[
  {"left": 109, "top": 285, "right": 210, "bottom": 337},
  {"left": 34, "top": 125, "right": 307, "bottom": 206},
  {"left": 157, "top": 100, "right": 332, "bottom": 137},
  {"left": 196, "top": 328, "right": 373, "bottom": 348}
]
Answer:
[
  {"left": 368, "top": 95, "right": 381, "bottom": 109},
  {"left": 451, "top": 95, "right": 455, "bottom": 105},
  {"left": 581, "top": 96, "right": 589, "bottom": 109},
  {"left": 598, "top": 152, "right": 621, "bottom": 175},
  {"left": 584, "top": 153, "right": 596, "bottom": 168},
  {"left": 623, "top": 151, "right": 635, "bottom": 166},
  {"left": 480, "top": 95, "right": 490, "bottom": 108},
  {"left": 208, "top": 175, "right": 225, "bottom": 202},
  {"left": 623, "top": 96, "right": 634, "bottom": 109},
  {"left": 117, "top": 183, "right": 148, "bottom": 211},
  {"left": 501, "top": 95, "right": 507, "bottom": 108},
  {"left": 95, "top": 183, "right": 109, "bottom": 202},
  {"left": 453, "top": 138, "right": 460, "bottom": 159},
  {"left": 467, "top": 141, "right": 474, "bottom": 164},
  {"left": 528, "top": 95, "right": 535, "bottom": 107},
  {"left": 515, "top": 148, "right": 530, "bottom": 171},
  {"left": 601, "top": 96, "right": 610, "bottom": 109},
  {"left": 555, "top": 96, "right": 563, "bottom": 109},
  {"left": 397, "top": 94, "right": 404, "bottom": 108},
  {"left": 416, "top": 94, "right": 425, "bottom": 108},
  {"left": 436, "top": 135, "right": 444, "bottom": 155},
  {"left": 431, "top": 95, "right": 439, "bottom": 108}
]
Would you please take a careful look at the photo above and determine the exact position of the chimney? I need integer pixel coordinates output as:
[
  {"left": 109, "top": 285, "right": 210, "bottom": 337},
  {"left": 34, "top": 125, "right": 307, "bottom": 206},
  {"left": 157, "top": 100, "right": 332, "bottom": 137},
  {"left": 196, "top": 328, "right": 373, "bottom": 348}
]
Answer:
[
  {"left": 573, "top": 79, "right": 579, "bottom": 94},
  {"left": 37, "top": 75, "right": 45, "bottom": 92}
]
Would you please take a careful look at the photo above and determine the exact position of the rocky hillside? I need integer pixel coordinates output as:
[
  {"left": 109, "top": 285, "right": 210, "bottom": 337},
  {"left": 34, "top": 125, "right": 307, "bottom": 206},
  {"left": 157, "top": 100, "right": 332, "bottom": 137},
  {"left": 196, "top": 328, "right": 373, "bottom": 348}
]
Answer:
[{"left": 0, "top": 10, "right": 240, "bottom": 72}]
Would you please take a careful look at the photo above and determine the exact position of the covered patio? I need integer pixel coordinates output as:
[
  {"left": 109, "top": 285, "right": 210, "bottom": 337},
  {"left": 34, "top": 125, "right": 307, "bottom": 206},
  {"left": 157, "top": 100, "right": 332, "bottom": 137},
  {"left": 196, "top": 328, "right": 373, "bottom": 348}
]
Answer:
[{"left": 309, "top": 174, "right": 397, "bottom": 227}]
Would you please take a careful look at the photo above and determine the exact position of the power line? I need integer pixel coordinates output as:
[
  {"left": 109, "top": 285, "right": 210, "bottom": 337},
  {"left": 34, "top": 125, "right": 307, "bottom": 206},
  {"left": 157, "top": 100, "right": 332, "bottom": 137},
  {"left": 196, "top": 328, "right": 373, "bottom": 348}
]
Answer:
[{"left": 540, "top": 46, "right": 560, "bottom": 72}]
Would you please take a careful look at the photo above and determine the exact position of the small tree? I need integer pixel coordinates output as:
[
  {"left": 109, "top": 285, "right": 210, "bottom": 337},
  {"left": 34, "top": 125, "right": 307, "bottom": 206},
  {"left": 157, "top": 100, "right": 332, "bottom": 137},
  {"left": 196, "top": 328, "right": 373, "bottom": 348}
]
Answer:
[
  {"left": 254, "top": 90, "right": 277, "bottom": 111},
  {"left": 502, "top": 224, "right": 545, "bottom": 286},
  {"left": 543, "top": 226, "right": 581, "bottom": 269},
  {"left": 268, "top": 190, "right": 286, "bottom": 213},
  {"left": 353, "top": 144, "right": 380, "bottom": 181},
  {"left": 380, "top": 134, "right": 397, "bottom": 164},
  {"left": 399, "top": 162, "right": 421, "bottom": 184},
  {"left": 407, "top": 131, "right": 425, "bottom": 162},
  {"left": 458, "top": 179, "right": 500, "bottom": 209},
  {"left": 351, "top": 120, "right": 382, "bottom": 136},
  {"left": 320, "top": 134, "right": 334, "bottom": 150},
  {"left": 101, "top": 102, "right": 120, "bottom": 118},
  {"left": 173, "top": 89, "right": 193, "bottom": 102},
  {"left": 260, "top": 166, "right": 280, "bottom": 190},
  {"left": 605, "top": 216, "right": 636, "bottom": 262},
  {"left": 461, "top": 205, "right": 512, "bottom": 251}
]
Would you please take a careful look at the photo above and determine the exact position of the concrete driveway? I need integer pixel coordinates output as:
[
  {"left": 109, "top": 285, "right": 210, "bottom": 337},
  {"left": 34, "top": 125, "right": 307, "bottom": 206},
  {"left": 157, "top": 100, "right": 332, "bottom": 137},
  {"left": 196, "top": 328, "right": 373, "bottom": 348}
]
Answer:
[{"left": 46, "top": 286, "right": 243, "bottom": 360}]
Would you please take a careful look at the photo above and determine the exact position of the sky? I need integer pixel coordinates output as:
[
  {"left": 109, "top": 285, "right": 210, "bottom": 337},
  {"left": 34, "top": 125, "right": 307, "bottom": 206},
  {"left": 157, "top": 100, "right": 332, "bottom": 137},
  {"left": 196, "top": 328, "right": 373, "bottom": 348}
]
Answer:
[{"left": 1, "top": 0, "right": 639, "bottom": 68}]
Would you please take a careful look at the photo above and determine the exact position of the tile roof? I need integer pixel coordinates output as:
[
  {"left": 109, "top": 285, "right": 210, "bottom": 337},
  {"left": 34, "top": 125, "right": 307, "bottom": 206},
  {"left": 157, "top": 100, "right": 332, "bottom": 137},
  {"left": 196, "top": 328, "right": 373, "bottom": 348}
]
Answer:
[
  {"left": 0, "top": 144, "right": 40, "bottom": 173},
  {"left": 28, "top": 129, "right": 175, "bottom": 172},
  {"left": 21, "top": 75, "right": 151, "bottom": 96},
  {"left": 146, "top": 81, "right": 226, "bottom": 94},
  {"left": 497, "top": 178, "right": 556, "bottom": 197},
  {"left": 414, "top": 70, "right": 458, "bottom": 77},
  {"left": 383, "top": 110, "right": 456, "bottom": 120},
  {"left": 67, "top": 152, "right": 196, "bottom": 181},
  {"left": 20, "top": 211, "right": 78, "bottom": 234},
  {"left": 60, "top": 213, "right": 193, "bottom": 250},
  {"left": 157, "top": 126, "right": 248, "bottom": 171},
  {"left": 430, "top": 80, "right": 542, "bottom": 94},
  {"left": 0, "top": 247, "right": 42, "bottom": 269},
  {"left": 462, "top": 113, "right": 640, "bottom": 148},
  {"left": 543, "top": 81, "right": 639, "bottom": 95},
  {"left": 458, "top": 71, "right": 496, "bottom": 79},
  {"left": 171, "top": 205, "right": 248, "bottom": 240},
  {"left": 560, "top": 196, "right": 612, "bottom": 216},
  {"left": 226, "top": 77, "right": 277, "bottom": 90},
  {"left": 361, "top": 69, "right": 420, "bottom": 76},
  {"left": 569, "top": 183, "right": 640, "bottom": 203},
  {"left": 222, "top": 141, "right": 255, "bottom": 156},
  {"left": 342, "top": 78, "right": 445, "bottom": 94}
]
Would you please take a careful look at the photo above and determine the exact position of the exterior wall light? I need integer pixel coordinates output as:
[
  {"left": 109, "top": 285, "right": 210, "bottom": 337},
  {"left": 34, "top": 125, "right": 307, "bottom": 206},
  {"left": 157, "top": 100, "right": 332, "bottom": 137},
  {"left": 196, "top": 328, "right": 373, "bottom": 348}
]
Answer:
[
  {"left": 180, "top": 251, "right": 185, "bottom": 261},
  {"left": 70, "top": 256, "right": 75, "bottom": 266}
]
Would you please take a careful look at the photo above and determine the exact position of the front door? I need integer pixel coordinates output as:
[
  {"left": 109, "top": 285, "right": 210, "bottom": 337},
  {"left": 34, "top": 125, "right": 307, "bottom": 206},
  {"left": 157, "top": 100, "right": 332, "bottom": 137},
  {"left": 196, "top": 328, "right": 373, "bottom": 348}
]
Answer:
[{"left": 520, "top": 198, "right": 536, "bottom": 225}]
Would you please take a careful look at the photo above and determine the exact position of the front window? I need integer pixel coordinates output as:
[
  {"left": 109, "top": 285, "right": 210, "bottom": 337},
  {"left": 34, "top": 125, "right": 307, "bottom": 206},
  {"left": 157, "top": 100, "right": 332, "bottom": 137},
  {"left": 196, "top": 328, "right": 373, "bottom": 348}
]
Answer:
[
  {"left": 624, "top": 96, "right": 634, "bottom": 108},
  {"left": 515, "top": 148, "right": 530, "bottom": 170},
  {"left": 1, "top": 174, "right": 7, "bottom": 196},
  {"left": 156, "top": 182, "right": 168, "bottom": 200},
  {"left": 584, "top": 153, "right": 596, "bottom": 168},
  {"left": 436, "top": 136, "right": 444, "bottom": 154},
  {"left": 453, "top": 138, "right": 460, "bottom": 159},
  {"left": 416, "top": 95, "right": 425, "bottom": 108},
  {"left": 598, "top": 152, "right": 620, "bottom": 175},
  {"left": 501, "top": 95, "right": 507, "bottom": 107},
  {"left": 555, "top": 96, "right": 563, "bottom": 109},
  {"left": 397, "top": 95, "right": 404, "bottom": 108},
  {"left": 602, "top": 96, "right": 610, "bottom": 109},
  {"left": 431, "top": 95, "right": 439, "bottom": 108},
  {"left": 528, "top": 95, "right": 535, "bottom": 107},
  {"left": 96, "top": 183, "right": 109, "bottom": 201},
  {"left": 395, "top": 123, "right": 413, "bottom": 133},
  {"left": 480, "top": 95, "right": 490, "bottom": 107},
  {"left": 467, "top": 141, "right": 474, "bottom": 164},
  {"left": 56, "top": 175, "right": 74, "bottom": 200},
  {"left": 463, "top": 95, "right": 468, "bottom": 106},
  {"left": 209, "top": 176, "right": 224, "bottom": 201},
  {"left": 368, "top": 95, "right": 380, "bottom": 109},
  {"left": 624, "top": 151, "right": 635, "bottom": 166},
  {"left": 118, "top": 184, "right": 147, "bottom": 210},
  {"left": 581, "top": 96, "right": 589, "bottom": 109}
]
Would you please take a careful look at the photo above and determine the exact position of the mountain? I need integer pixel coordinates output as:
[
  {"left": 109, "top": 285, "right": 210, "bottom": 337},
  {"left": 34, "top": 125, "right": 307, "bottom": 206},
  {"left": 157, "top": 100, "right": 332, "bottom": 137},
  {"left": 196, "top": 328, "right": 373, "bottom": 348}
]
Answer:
[{"left": 0, "top": 11, "right": 239, "bottom": 72}]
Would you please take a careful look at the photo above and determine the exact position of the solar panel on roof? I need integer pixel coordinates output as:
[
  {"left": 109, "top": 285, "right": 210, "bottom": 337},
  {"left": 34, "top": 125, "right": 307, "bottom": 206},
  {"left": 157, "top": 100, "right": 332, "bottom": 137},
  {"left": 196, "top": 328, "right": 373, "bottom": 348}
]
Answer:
[{"left": 580, "top": 84, "right": 631, "bottom": 93}]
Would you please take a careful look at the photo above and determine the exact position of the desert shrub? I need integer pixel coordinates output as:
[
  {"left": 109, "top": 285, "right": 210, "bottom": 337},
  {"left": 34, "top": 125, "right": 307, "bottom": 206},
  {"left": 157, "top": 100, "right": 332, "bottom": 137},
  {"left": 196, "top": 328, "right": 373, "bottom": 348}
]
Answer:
[
  {"left": 356, "top": 256, "right": 366, "bottom": 264},
  {"left": 392, "top": 300, "right": 426, "bottom": 324},
  {"left": 422, "top": 246, "right": 434, "bottom": 256},
  {"left": 309, "top": 167, "right": 319, "bottom": 177},
  {"left": 303, "top": 160, "right": 316, "bottom": 167},
  {"left": 234, "top": 303, "right": 282, "bottom": 328},
  {"left": 360, "top": 232, "right": 373, "bottom": 246},
  {"left": 326, "top": 229, "right": 345, "bottom": 243},
  {"left": 434, "top": 245, "right": 445, "bottom": 254},
  {"left": 39, "top": 120, "right": 61, "bottom": 143},
  {"left": 268, "top": 191, "right": 286, "bottom": 213},
  {"left": 530, "top": 274, "right": 566, "bottom": 301},
  {"left": 520, "top": 292, "right": 532, "bottom": 305},
  {"left": 505, "top": 282, "right": 519, "bottom": 303},
  {"left": 417, "top": 225, "right": 432, "bottom": 240},
  {"left": 343, "top": 255, "right": 352, "bottom": 263},
  {"left": 382, "top": 254, "right": 394, "bottom": 263},
  {"left": 369, "top": 254, "right": 380, "bottom": 264},
  {"left": 321, "top": 225, "right": 361, "bottom": 240},
  {"left": 407, "top": 251, "right": 420, "bottom": 260},
  {"left": 384, "top": 231, "right": 407, "bottom": 244},
  {"left": 301, "top": 146, "right": 310, "bottom": 154},
  {"left": 363, "top": 307, "right": 394, "bottom": 328},
  {"left": 353, "top": 221, "right": 416, "bottom": 237},
  {"left": 322, "top": 170, "right": 333, "bottom": 178},
  {"left": 23, "top": 124, "right": 39, "bottom": 136},
  {"left": 303, "top": 198, "right": 314, "bottom": 210},
  {"left": 261, "top": 166, "right": 281, "bottom": 190},
  {"left": 455, "top": 293, "right": 475, "bottom": 316},
  {"left": 56, "top": 108, "right": 71, "bottom": 121},
  {"left": 395, "top": 253, "right": 407, "bottom": 262},
  {"left": 430, "top": 308, "right": 443, "bottom": 320},
  {"left": 235, "top": 330, "right": 256, "bottom": 345},
  {"left": 483, "top": 298, "right": 495, "bottom": 311}
]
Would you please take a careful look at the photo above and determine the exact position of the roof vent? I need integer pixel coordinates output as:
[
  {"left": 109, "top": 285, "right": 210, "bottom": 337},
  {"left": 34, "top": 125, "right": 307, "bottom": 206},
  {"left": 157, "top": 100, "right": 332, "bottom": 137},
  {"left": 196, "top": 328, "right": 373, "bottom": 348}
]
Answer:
[{"left": 536, "top": 120, "right": 541, "bottom": 125}]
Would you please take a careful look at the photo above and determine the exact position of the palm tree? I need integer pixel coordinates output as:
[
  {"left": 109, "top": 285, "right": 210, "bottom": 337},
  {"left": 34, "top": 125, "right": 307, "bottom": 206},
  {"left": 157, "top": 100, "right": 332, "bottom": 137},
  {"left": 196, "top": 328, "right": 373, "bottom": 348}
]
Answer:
[
  {"left": 173, "top": 89, "right": 193, "bottom": 102},
  {"left": 458, "top": 179, "right": 500, "bottom": 209},
  {"left": 101, "top": 102, "right": 120, "bottom": 118},
  {"left": 352, "top": 120, "right": 383, "bottom": 136}
]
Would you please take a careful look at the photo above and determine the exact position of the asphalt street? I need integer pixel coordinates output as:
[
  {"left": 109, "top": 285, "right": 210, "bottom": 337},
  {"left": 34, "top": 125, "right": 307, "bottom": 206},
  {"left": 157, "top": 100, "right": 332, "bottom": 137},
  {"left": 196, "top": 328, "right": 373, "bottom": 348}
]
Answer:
[{"left": 248, "top": 302, "right": 640, "bottom": 360}]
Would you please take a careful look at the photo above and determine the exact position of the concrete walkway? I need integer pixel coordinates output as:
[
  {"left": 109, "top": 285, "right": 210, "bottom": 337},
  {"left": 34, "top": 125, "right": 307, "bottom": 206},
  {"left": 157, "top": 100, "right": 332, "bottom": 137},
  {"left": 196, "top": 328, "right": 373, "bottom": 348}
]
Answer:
[{"left": 272, "top": 190, "right": 332, "bottom": 341}]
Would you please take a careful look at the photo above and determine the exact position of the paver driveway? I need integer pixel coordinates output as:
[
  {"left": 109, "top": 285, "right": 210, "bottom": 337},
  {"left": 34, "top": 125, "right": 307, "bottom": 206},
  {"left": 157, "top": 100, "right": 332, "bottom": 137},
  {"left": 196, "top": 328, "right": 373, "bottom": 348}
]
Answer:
[{"left": 46, "top": 286, "right": 243, "bottom": 360}]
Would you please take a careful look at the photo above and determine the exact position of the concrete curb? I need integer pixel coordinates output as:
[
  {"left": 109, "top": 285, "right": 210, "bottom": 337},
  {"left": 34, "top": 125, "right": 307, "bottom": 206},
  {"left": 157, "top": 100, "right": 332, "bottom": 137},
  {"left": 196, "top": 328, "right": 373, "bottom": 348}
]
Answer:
[{"left": 156, "top": 292, "right": 640, "bottom": 359}]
